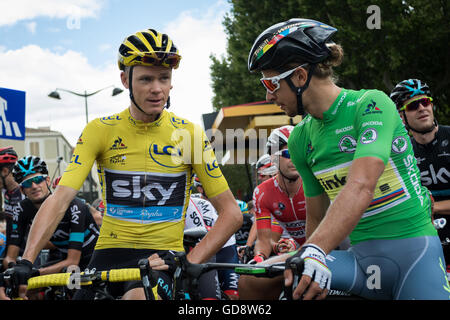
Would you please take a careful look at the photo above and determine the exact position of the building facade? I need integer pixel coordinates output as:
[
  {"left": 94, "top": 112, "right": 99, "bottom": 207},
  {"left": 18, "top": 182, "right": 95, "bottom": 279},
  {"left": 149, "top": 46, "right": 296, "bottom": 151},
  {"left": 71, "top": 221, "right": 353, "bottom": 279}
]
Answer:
[{"left": 0, "top": 126, "right": 100, "bottom": 203}]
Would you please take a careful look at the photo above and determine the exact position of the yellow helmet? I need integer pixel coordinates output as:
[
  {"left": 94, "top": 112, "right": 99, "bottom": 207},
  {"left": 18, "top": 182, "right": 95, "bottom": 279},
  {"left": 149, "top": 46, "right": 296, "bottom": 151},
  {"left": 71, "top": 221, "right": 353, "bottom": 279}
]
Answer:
[{"left": 118, "top": 29, "right": 181, "bottom": 70}]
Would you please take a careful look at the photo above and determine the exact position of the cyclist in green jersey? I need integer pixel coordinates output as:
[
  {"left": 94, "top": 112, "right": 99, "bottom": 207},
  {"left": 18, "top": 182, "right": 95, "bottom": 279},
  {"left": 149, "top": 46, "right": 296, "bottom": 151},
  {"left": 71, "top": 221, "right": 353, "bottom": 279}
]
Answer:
[{"left": 248, "top": 18, "right": 449, "bottom": 300}]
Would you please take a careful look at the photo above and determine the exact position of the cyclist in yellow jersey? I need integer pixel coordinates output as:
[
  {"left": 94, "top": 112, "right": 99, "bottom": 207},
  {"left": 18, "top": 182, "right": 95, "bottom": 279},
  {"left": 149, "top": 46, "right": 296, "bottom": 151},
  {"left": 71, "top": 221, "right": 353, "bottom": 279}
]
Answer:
[{"left": 4, "top": 29, "right": 242, "bottom": 300}]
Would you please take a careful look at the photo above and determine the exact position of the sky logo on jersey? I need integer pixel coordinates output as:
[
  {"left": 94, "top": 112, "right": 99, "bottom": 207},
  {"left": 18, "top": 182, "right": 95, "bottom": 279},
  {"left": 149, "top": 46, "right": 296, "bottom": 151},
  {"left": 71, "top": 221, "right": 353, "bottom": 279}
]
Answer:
[
  {"left": 104, "top": 169, "right": 186, "bottom": 223},
  {"left": 339, "top": 135, "right": 357, "bottom": 153},
  {"left": 149, "top": 143, "right": 184, "bottom": 168}
]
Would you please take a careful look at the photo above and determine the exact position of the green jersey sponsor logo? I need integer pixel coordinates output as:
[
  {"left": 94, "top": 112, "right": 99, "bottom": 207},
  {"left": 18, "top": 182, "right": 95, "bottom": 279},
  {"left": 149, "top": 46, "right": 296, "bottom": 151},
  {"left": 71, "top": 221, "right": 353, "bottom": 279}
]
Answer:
[
  {"left": 363, "top": 100, "right": 382, "bottom": 116},
  {"left": 361, "top": 128, "right": 378, "bottom": 144},
  {"left": 335, "top": 125, "right": 353, "bottom": 134},
  {"left": 392, "top": 136, "right": 408, "bottom": 153},
  {"left": 339, "top": 135, "right": 357, "bottom": 153}
]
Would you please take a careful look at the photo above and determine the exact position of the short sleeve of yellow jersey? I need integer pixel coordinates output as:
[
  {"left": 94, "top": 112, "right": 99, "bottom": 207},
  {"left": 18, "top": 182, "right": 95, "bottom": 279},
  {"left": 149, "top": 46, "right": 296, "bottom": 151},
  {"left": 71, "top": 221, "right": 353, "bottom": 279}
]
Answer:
[
  {"left": 59, "top": 119, "right": 104, "bottom": 191},
  {"left": 188, "top": 123, "right": 229, "bottom": 199}
]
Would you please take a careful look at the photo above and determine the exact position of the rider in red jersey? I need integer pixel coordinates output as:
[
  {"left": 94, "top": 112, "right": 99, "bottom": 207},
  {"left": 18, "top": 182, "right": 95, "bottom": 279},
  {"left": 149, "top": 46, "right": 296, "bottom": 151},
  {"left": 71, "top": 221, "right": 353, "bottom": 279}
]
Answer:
[
  {"left": 250, "top": 125, "right": 306, "bottom": 263},
  {"left": 239, "top": 125, "right": 306, "bottom": 299}
]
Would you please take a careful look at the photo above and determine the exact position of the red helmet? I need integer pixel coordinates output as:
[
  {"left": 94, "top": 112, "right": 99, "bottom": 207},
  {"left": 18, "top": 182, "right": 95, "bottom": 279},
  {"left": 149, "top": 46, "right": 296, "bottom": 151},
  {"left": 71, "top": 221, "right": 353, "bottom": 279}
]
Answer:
[{"left": 0, "top": 146, "right": 18, "bottom": 165}]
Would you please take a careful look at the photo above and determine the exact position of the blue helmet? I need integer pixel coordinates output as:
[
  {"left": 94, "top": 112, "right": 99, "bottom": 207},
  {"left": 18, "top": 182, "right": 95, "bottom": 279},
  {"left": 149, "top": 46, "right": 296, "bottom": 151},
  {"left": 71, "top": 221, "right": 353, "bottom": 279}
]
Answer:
[
  {"left": 12, "top": 156, "right": 48, "bottom": 183},
  {"left": 390, "top": 79, "right": 431, "bottom": 110}
]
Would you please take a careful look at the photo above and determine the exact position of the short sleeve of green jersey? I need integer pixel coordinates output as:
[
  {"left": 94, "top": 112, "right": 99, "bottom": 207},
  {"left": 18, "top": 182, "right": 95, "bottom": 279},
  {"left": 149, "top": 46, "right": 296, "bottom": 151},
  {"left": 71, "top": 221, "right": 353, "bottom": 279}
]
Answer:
[
  {"left": 59, "top": 120, "right": 103, "bottom": 191},
  {"left": 288, "top": 122, "right": 324, "bottom": 198},
  {"left": 353, "top": 90, "right": 398, "bottom": 164},
  {"left": 190, "top": 124, "right": 229, "bottom": 199}
]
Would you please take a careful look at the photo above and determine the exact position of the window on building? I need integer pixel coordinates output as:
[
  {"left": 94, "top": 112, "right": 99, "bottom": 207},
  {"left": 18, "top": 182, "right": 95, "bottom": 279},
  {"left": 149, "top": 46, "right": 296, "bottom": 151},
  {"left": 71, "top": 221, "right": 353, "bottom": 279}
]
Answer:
[{"left": 29, "top": 142, "right": 40, "bottom": 156}]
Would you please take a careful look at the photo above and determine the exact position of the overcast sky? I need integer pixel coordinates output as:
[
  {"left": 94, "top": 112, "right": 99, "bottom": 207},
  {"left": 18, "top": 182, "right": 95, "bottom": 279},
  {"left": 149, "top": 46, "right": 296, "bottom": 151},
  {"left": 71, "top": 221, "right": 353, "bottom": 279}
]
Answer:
[{"left": 0, "top": 0, "right": 230, "bottom": 145}]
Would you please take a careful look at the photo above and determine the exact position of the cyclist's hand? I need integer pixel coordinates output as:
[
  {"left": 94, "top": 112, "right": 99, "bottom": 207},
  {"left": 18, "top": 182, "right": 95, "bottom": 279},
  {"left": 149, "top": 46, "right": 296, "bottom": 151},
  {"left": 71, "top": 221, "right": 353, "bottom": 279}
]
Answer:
[
  {"left": 148, "top": 251, "right": 177, "bottom": 273},
  {"left": 284, "top": 244, "right": 331, "bottom": 300},
  {"left": 274, "top": 238, "right": 297, "bottom": 254},
  {"left": 0, "top": 273, "right": 11, "bottom": 300},
  {"left": 237, "top": 245, "right": 247, "bottom": 258},
  {"left": 3, "top": 259, "right": 35, "bottom": 299}
]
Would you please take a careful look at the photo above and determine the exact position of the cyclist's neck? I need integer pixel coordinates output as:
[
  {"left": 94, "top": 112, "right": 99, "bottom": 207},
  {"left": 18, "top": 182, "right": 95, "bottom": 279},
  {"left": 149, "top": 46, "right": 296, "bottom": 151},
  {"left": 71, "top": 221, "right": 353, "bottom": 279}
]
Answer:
[
  {"left": 303, "top": 80, "right": 342, "bottom": 119},
  {"left": 276, "top": 173, "right": 301, "bottom": 197},
  {"left": 128, "top": 104, "right": 162, "bottom": 123}
]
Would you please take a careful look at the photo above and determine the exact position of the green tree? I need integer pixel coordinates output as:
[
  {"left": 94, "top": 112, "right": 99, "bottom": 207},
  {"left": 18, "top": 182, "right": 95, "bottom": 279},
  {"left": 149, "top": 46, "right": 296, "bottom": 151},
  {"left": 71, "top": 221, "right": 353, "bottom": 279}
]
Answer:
[{"left": 211, "top": 0, "right": 449, "bottom": 123}]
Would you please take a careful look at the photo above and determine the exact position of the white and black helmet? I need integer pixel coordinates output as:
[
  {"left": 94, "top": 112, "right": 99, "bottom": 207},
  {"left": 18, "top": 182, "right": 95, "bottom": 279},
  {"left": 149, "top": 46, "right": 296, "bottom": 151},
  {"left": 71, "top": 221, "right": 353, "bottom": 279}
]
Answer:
[
  {"left": 13, "top": 156, "right": 48, "bottom": 183},
  {"left": 256, "top": 154, "right": 278, "bottom": 176}
]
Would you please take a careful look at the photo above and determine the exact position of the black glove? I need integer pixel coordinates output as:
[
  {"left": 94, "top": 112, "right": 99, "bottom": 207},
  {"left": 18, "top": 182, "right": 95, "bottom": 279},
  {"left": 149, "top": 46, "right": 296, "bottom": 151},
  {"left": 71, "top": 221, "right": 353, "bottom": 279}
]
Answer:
[
  {"left": 6, "top": 259, "right": 38, "bottom": 286},
  {"left": 158, "top": 251, "right": 177, "bottom": 274}
]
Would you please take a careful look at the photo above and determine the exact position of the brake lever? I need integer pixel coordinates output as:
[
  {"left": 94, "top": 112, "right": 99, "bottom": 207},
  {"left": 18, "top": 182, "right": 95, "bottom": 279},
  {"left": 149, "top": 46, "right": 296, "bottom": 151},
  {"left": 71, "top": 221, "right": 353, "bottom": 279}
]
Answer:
[{"left": 283, "top": 256, "right": 304, "bottom": 301}]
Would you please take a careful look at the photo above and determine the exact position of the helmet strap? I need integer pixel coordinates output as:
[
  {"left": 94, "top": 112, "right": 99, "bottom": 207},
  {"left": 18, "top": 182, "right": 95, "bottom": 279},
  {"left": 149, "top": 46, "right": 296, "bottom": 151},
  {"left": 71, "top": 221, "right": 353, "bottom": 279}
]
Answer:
[
  {"left": 402, "top": 110, "right": 438, "bottom": 134},
  {"left": 284, "top": 64, "right": 316, "bottom": 116}
]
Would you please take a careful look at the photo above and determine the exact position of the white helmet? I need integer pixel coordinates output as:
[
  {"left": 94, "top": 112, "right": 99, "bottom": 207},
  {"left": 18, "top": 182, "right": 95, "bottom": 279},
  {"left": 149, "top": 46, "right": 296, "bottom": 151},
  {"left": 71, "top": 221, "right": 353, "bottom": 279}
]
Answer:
[
  {"left": 266, "top": 125, "right": 294, "bottom": 155},
  {"left": 256, "top": 154, "right": 278, "bottom": 176}
]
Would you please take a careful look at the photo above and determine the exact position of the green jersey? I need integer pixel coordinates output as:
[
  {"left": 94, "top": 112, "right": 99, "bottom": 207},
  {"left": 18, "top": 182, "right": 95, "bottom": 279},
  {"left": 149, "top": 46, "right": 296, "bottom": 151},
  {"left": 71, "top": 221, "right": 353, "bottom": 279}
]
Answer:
[{"left": 288, "top": 89, "right": 437, "bottom": 245}]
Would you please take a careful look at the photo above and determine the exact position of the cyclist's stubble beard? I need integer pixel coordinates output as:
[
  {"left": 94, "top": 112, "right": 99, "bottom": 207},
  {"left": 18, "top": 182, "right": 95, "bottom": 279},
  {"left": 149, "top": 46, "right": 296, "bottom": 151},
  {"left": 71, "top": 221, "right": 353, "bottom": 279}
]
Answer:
[
  {"left": 408, "top": 113, "right": 436, "bottom": 133},
  {"left": 278, "top": 156, "right": 300, "bottom": 183},
  {"left": 26, "top": 183, "right": 51, "bottom": 206}
]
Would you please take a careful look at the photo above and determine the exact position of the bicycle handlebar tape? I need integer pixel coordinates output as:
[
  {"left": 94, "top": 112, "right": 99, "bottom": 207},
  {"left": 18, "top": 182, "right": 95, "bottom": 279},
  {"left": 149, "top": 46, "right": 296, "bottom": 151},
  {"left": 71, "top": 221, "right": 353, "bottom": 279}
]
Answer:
[
  {"left": 107, "top": 269, "right": 141, "bottom": 282},
  {"left": 27, "top": 273, "right": 72, "bottom": 290}
]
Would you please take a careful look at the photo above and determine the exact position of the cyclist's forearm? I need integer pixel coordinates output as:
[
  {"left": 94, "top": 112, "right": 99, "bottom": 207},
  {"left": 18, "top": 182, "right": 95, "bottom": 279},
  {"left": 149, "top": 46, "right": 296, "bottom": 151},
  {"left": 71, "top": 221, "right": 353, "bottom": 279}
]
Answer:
[
  {"left": 188, "top": 207, "right": 242, "bottom": 263},
  {"left": 3, "top": 245, "right": 20, "bottom": 268},
  {"left": 188, "top": 190, "right": 243, "bottom": 263},
  {"left": 307, "top": 180, "right": 374, "bottom": 254},
  {"left": 305, "top": 193, "right": 329, "bottom": 239},
  {"left": 307, "top": 157, "right": 383, "bottom": 253},
  {"left": 245, "top": 222, "right": 257, "bottom": 246},
  {"left": 433, "top": 200, "right": 450, "bottom": 215},
  {"left": 39, "top": 250, "right": 81, "bottom": 275},
  {"left": 253, "top": 229, "right": 273, "bottom": 258}
]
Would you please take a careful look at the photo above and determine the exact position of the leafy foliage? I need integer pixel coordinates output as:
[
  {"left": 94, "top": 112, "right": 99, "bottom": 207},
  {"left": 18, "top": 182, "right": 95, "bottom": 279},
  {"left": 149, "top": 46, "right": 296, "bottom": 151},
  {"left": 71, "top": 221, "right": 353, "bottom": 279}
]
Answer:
[{"left": 211, "top": 0, "right": 449, "bottom": 123}]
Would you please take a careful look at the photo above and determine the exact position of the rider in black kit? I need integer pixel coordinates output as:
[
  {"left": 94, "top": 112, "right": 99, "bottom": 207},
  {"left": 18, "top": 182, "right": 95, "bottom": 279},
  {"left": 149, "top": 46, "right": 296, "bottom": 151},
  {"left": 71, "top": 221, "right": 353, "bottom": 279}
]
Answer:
[
  {"left": 0, "top": 147, "right": 26, "bottom": 270},
  {"left": 391, "top": 79, "right": 450, "bottom": 272},
  {"left": 5, "top": 156, "right": 99, "bottom": 275}
]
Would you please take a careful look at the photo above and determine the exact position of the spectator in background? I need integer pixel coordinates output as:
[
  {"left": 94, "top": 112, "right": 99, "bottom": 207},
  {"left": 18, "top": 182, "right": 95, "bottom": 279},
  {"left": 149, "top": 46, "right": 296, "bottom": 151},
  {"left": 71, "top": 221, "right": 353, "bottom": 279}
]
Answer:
[
  {"left": 0, "top": 147, "right": 25, "bottom": 264},
  {"left": 53, "top": 177, "right": 103, "bottom": 228},
  {"left": 255, "top": 154, "right": 277, "bottom": 184}
]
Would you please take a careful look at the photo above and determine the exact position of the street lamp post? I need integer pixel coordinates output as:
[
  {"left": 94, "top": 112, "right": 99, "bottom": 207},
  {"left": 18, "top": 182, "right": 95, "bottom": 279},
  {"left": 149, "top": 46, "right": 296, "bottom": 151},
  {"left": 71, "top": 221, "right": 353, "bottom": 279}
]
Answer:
[{"left": 48, "top": 85, "right": 123, "bottom": 202}]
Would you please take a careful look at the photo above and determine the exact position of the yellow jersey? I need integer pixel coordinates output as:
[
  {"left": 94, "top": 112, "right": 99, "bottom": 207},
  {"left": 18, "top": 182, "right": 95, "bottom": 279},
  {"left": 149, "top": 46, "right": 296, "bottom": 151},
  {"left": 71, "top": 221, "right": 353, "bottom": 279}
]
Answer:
[{"left": 59, "top": 107, "right": 229, "bottom": 251}]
